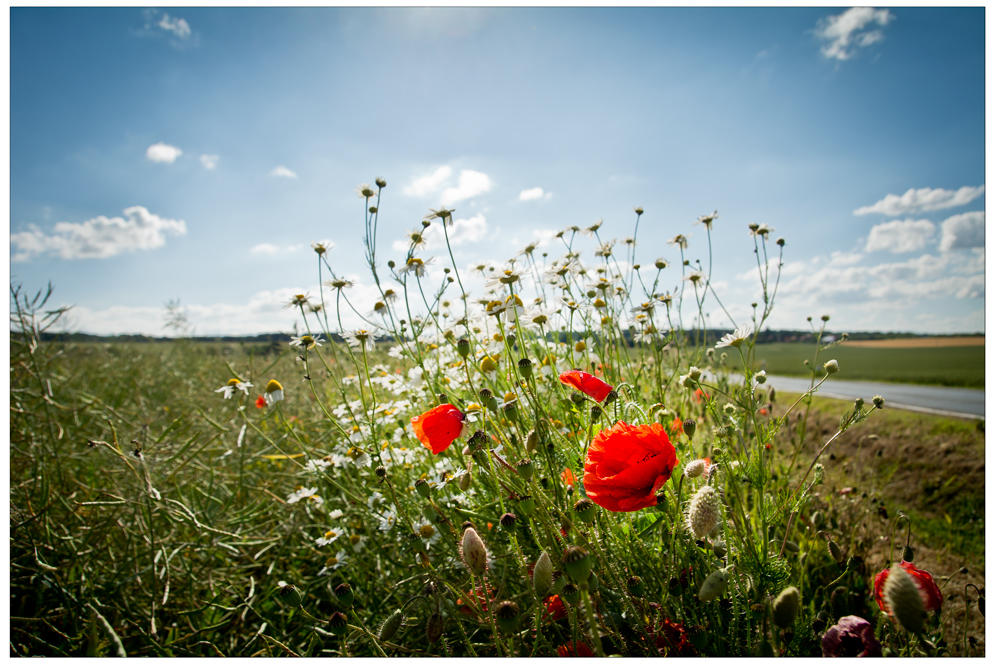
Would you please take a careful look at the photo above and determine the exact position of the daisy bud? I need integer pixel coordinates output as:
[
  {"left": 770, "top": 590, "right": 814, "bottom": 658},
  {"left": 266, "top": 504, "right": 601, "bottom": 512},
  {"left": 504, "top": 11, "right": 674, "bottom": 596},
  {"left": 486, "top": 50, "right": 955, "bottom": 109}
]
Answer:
[
  {"left": 518, "top": 357, "right": 533, "bottom": 379},
  {"left": 334, "top": 583, "right": 355, "bottom": 607},
  {"left": 776, "top": 237, "right": 785, "bottom": 247},
  {"left": 378, "top": 609, "right": 404, "bottom": 641},
  {"left": 872, "top": 395, "right": 885, "bottom": 409},
  {"left": 426, "top": 611, "right": 444, "bottom": 643},
  {"left": 821, "top": 314, "right": 830, "bottom": 322},
  {"left": 495, "top": 601, "right": 520, "bottom": 634},
  {"left": 824, "top": 359, "right": 840, "bottom": 375},
  {"left": 682, "top": 419, "right": 697, "bottom": 439},
  {"left": 415, "top": 478, "right": 431, "bottom": 498},
  {"left": 627, "top": 575, "right": 645, "bottom": 597},
  {"left": 562, "top": 545, "right": 593, "bottom": 583},
  {"left": 388, "top": 260, "right": 396, "bottom": 268},
  {"left": 369, "top": 206, "right": 377, "bottom": 214},
  {"left": 421, "top": 219, "right": 432, "bottom": 228},
  {"left": 854, "top": 397, "right": 864, "bottom": 410},
  {"left": 516, "top": 458, "right": 534, "bottom": 481},
  {"left": 500, "top": 512, "right": 517, "bottom": 531},
  {"left": 375, "top": 177, "right": 387, "bottom": 188},
  {"left": 517, "top": 494, "right": 536, "bottom": 516},
  {"left": 772, "top": 586, "right": 801, "bottom": 629},
  {"left": 684, "top": 458, "right": 708, "bottom": 479},
  {"left": 884, "top": 564, "right": 926, "bottom": 633},
  {"left": 279, "top": 584, "right": 304, "bottom": 608},
  {"left": 698, "top": 568, "right": 730, "bottom": 601},
  {"left": 461, "top": 527, "right": 488, "bottom": 577},
  {"left": 755, "top": 370, "right": 767, "bottom": 384},
  {"left": 562, "top": 583, "right": 580, "bottom": 604},
  {"left": 573, "top": 498, "right": 596, "bottom": 525},
  {"left": 686, "top": 485, "right": 723, "bottom": 539},
  {"left": 688, "top": 365, "right": 702, "bottom": 381},
  {"left": 533, "top": 551, "right": 553, "bottom": 597},
  {"left": 328, "top": 611, "right": 348, "bottom": 636}
]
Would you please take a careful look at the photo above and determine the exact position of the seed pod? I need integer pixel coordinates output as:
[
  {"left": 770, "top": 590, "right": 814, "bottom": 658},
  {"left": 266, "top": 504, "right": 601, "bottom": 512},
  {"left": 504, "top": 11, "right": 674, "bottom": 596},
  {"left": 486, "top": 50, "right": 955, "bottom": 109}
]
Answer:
[
  {"left": 573, "top": 499, "right": 596, "bottom": 525},
  {"left": 682, "top": 419, "right": 697, "bottom": 439},
  {"left": 562, "top": 545, "right": 593, "bottom": 583},
  {"left": 378, "top": 609, "right": 404, "bottom": 641},
  {"left": 279, "top": 584, "right": 303, "bottom": 608},
  {"left": 668, "top": 578, "right": 682, "bottom": 597},
  {"left": 415, "top": 478, "right": 431, "bottom": 498},
  {"left": 495, "top": 601, "right": 520, "bottom": 634},
  {"left": 500, "top": 512, "right": 517, "bottom": 531},
  {"left": 588, "top": 572, "right": 600, "bottom": 592},
  {"left": 426, "top": 611, "right": 444, "bottom": 643},
  {"left": 533, "top": 551, "right": 553, "bottom": 597},
  {"left": 333, "top": 583, "right": 354, "bottom": 607},
  {"left": 562, "top": 583, "right": 580, "bottom": 604},
  {"left": 328, "top": 611, "right": 348, "bottom": 636},
  {"left": 461, "top": 527, "right": 488, "bottom": 577},
  {"left": 604, "top": 389, "right": 618, "bottom": 404},
  {"left": 627, "top": 576, "right": 645, "bottom": 597},
  {"left": 884, "top": 564, "right": 926, "bottom": 633},
  {"left": 698, "top": 568, "right": 730, "bottom": 602},
  {"left": 517, "top": 494, "right": 535, "bottom": 516},
  {"left": 516, "top": 458, "right": 534, "bottom": 481},
  {"left": 503, "top": 400, "right": 519, "bottom": 422},
  {"left": 457, "top": 338, "right": 470, "bottom": 358},
  {"left": 518, "top": 357, "right": 533, "bottom": 379},
  {"left": 772, "top": 586, "right": 801, "bottom": 629}
]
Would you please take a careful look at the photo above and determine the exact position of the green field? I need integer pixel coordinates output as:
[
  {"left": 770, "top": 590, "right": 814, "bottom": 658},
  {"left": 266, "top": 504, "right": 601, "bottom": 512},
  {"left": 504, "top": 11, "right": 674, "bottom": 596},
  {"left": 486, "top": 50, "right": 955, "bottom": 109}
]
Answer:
[{"left": 724, "top": 343, "right": 984, "bottom": 388}]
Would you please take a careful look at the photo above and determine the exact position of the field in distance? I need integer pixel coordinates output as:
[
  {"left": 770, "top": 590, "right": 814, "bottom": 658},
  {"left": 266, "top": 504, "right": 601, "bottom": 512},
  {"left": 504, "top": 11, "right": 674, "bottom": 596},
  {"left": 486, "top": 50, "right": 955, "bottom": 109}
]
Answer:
[{"left": 724, "top": 340, "right": 984, "bottom": 388}]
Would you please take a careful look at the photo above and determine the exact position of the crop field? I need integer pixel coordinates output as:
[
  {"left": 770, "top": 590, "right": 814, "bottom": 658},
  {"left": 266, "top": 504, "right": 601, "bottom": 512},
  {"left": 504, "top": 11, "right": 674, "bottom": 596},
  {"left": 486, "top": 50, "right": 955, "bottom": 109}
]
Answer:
[
  {"left": 10, "top": 200, "right": 985, "bottom": 657},
  {"left": 724, "top": 343, "right": 984, "bottom": 388}
]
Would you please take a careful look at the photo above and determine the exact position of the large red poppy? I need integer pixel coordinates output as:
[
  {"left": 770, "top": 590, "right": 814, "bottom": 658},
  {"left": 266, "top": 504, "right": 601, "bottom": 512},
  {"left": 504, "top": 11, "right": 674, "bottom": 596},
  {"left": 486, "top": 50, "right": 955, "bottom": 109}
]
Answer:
[
  {"left": 411, "top": 404, "right": 465, "bottom": 454},
  {"left": 559, "top": 370, "right": 613, "bottom": 403},
  {"left": 557, "top": 641, "right": 594, "bottom": 657},
  {"left": 583, "top": 421, "right": 677, "bottom": 512},
  {"left": 872, "top": 561, "right": 943, "bottom": 613}
]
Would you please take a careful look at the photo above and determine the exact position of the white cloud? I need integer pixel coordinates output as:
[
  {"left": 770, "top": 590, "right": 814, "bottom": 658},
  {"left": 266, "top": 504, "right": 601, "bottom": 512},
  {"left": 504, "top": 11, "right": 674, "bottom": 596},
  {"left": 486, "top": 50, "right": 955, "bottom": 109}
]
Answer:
[
  {"left": 532, "top": 228, "right": 558, "bottom": 246},
  {"left": 200, "top": 154, "right": 219, "bottom": 170},
  {"left": 158, "top": 13, "right": 191, "bottom": 39},
  {"left": 814, "top": 7, "right": 894, "bottom": 61},
  {"left": 270, "top": 166, "right": 297, "bottom": 178},
  {"left": 440, "top": 170, "right": 492, "bottom": 206},
  {"left": 404, "top": 166, "right": 452, "bottom": 196},
  {"left": 11, "top": 206, "right": 186, "bottom": 261},
  {"left": 146, "top": 142, "right": 182, "bottom": 164},
  {"left": 854, "top": 185, "right": 984, "bottom": 216},
  {"left": 939, "top": 211, "right": 984, "bottom": 252},
  {"left": 519, "top": 187, "right": 544, "bottom": 201},
  {"left": 865, "top": 218, "right": 935, "bottom": 253},
  {"left": 250, "top": 243, "right": 304, "bottom": 255}
]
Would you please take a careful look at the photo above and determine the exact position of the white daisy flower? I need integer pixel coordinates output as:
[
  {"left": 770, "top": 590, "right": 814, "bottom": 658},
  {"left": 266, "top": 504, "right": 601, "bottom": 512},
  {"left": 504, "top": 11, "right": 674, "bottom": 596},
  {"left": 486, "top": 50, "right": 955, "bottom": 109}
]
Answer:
[
  {"left": 215, "top": 378, "right": 252, "bottom": 400},
  {"left": 263, "top": 379, "right": 284, "bottom": 405},
  {"left": 286, "top": 487, "right": 319, "bottom": 504},
  {"left": 318, "top": 550, "right": 350, "bottom": 576},
  {"left": 344, "top": 328, "right": 379, "bottom": 352},
  {"left": 315, "top": 528, "right": 343, "bottom": 548},
  {"left": 377, "top": 508, "right": 399, "bottom": 532},
  {"left": 290, "top": 334, "right": 323, "bottom": 350},
  {"left": 716, "top": 324, "right": 753, "bottom": 349}
]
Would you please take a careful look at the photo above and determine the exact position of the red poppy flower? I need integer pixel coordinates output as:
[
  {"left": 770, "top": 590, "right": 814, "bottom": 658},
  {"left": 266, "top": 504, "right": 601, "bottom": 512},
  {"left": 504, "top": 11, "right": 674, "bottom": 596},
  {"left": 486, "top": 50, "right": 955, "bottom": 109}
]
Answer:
[
  {"left": 543, "top": 594, "right": 567, "bottom": 622},
  {"left": 255, "top": 395, "right": 267, "bottom": 409},
  {"left": 457, "top": 586, "right": 493, "bottom": 617},
  {"left": 557, "top": 641, "right": 594, "bottom": 657},
  {"left": 559, "top": 370, "right": 613, "bottom": 403},
  {"left": 411, "top": 404, "right": 465, "bottom": 454},
  {"left": 583, "top": 421, "right": 678, "bottom": 512},
  {"left": 873, "top": 561, "right": 943, "bottom": 613},
  {"left": 669, "top": 416, "right": 683, "bottom": 437},
  {"left": 651, "top": 617, "right": 696, "bottom": 656},
  {"left": 693, "top": 388, "right": 710, "bottom": 403},
  {"left": 560, "top": 467, "right": 576, "bottom": 488}
]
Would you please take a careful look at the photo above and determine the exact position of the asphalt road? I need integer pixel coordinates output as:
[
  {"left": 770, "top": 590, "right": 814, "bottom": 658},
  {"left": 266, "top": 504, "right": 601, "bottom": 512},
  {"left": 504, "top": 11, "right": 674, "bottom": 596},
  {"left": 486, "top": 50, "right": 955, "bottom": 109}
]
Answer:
[{"left": 764, "top": 375, "right": 985, "bottom": 420}]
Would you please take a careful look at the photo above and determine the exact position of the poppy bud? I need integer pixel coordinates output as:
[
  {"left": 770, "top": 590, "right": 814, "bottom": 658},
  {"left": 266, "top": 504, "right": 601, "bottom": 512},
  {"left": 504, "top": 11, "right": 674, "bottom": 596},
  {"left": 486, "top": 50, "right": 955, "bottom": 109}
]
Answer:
[
  {"left": 902, "top": 546, "right": 915, "bottom": 563},
  {"left": 684, "top": 458, "right": 708, "bottom": 479},
  {"left": 562, "top": 545, "right": 593, "bottom": 583},
  {"left": 461, "top": 527, "right": 487, "bottom": 577},
  {"left": 562, "top": 583, "right": 580, "bottom": 604},
  {"left": 828, "top": 539, "right": 844, "bottom": 564},
  {"left": 627, "top": 575, "right": 644, "bottom": 597},
  {"left": 884, "top": 564, "right": 926, "bottom": 633},
  {"left": 811, "top": 611, "right": 828, "bottom": 634},
  {"left": 772, "top": 586, "right": 801, "bottom": 629},
  {"left": 426, "top": 612, "right": 444, "bottom": 643},
  {"left": 699, "top": 568, "right": 730, "bottom": 601},
  {"left": 460, "top": 520, "right": 475, "bottom": 532},
  {"left": 830, "top": 587, "right": 849, "bottom": 620},
  {"left": 500, "top": 512, "right": 517, "bottom": 531},
  {"left": 334, "top": 583, "right": 354, "bottom": 607},
  {"left": 279, "top": 584, "right": 303, "bottom": 608},
  {"left": 758, "top": 641, "right": 775, "bottom": 657},
  {"left": 516, "top": 458, "right": 534, "bottom": 481},
  {"left": 518, "top": 357, "right": 533, "bottom": 379},
  {"left": 495, "top": 601, "right": 520, "bottom": 634},
  {"left": 328, "top": 611, "right": 348, "bottom": 636},
  {"left": 686, "top": 485, "right": 722, "bottom": 539},
  {"left": 459, "top": 468, "right": 473, "bottom": 491},
  {"left": 824, "top": 359, "right": 840, "bottom": 375},
  {"left": 415, "top": 478, "right": 431, "bottom": 498},
  {"left": 573, "top": 498, "right": 596, "bottom": 525},
  {"left": 423, "top": 504, "right": 438, "bottom": 522},
  {"left": 378, "top": 609, "right": 404, "bottom": 641},
  {"left": 526, "top": 429, "right": 539, "bottom": 454},
  {"left": 588, "top": 572, "right": 600, "bottom": 592},
  {"left": 713, "top": 540, "right": 727, "bottom": 558},
  {"left": 518, "top": 495, "right": 535, "bottom": 516},
  {"left": 533, "top": 551, "right": 553, "bottom": 597}
]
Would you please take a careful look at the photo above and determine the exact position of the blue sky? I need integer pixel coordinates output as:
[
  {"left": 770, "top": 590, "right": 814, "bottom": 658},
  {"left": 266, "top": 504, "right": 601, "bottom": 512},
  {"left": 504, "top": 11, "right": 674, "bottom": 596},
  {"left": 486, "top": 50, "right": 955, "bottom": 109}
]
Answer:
[{"left": 9, "top": 7, "right": 986, "bottom": 336}]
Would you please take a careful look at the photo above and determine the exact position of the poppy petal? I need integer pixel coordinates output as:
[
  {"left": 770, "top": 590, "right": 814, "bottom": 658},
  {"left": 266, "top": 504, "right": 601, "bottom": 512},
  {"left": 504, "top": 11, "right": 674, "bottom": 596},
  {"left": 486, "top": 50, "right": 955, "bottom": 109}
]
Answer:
[
  {"left": 559, "top": 370, "right": 613, "bottom": 402},
  {"left": 411, "top": 404, "right": 465, "bottom": 454}
]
